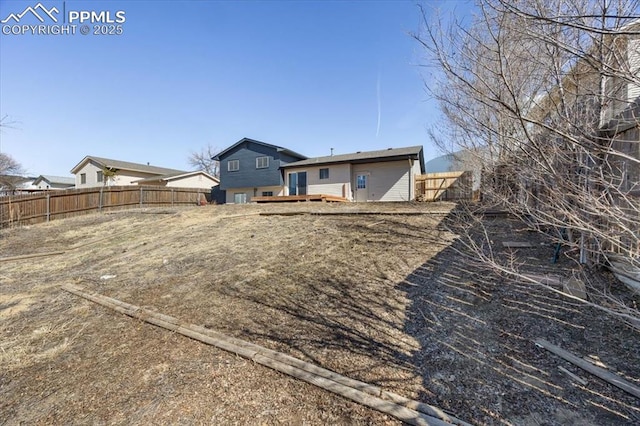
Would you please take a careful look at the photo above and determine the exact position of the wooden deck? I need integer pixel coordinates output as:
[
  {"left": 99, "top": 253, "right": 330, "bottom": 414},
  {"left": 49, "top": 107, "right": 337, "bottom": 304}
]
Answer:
[{"left": 252, "top": 194, "right": 348, "bottom": 203}]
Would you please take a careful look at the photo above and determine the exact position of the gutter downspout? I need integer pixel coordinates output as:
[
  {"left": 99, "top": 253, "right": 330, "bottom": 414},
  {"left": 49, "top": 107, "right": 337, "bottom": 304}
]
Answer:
[{"left": 409, "top": 158, "right": 414, "bottom": 200}]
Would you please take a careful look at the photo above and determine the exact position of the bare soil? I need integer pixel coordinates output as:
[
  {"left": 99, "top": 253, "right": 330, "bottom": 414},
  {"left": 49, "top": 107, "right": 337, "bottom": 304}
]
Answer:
[{"left": 1, "top": 202, "right": 638, "bottom": 425}]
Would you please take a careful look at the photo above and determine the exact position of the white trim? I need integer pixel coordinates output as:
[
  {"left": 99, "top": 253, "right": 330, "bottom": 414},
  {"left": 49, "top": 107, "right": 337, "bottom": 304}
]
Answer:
[{"left": 256, "top": 156, "right": 269, "bottom": 169}]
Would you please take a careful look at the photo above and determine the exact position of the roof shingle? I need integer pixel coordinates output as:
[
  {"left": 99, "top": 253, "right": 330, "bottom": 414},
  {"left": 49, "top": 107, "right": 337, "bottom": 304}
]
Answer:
[
  {"left": 282, "top": 146, "right": 423, "bottom": 168},
  {"left": 71, "top": 156, "right": 185, "bottom": 175}
]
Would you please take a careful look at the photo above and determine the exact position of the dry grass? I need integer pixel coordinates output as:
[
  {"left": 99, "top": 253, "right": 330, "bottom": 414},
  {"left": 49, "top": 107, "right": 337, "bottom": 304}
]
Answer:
[
  {"left": 1, "top": 202, "right": 639, "bottom": 425},
  {"left": 0, "top": 202, "right": 456, "bottom": 425}
]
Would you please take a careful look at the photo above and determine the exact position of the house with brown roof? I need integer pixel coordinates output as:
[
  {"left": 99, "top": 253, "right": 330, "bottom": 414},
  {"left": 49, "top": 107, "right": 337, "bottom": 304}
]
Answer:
[
  {"left": 281, "top": 146, "right": 425, "bottom": 202},
  {"left": 70, "top": 156, "right": 186, "bottom": 188},
  {"left": 132, "top": 170, "right": 219, "bottom": 189},
  {"left": 212, "top": 138, "right": 425, "bottom": 203},
  {"left": 32, "top": 175, "right": 75, "bottom": 190}
]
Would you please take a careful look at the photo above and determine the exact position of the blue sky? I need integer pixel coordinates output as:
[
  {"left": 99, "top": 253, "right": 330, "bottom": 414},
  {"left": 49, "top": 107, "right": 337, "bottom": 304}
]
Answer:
[{"left": 0, "top": 0, "right": 470, "bottom": 177}]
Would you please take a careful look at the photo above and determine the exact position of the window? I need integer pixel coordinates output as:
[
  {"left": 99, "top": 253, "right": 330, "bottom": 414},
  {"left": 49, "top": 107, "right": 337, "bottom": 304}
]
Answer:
[
  {"left": 256, "top": 156, "right": 269, "bottom": 169},
  {"left": 319, "top": 168, "right": 329, "bottom": 179},
  {"left": 97, "top": 171, "right": 103, "bottom": 183},
  {"left": 357, "top": 175, "right": 367, "bottom": 189},
  {"left": 228, "top": 159, "right": 239, "bottom": 172},
  {"left": 234, "top": 193, "right": 247, "bottom": 204},
  {"left": 262, "top": 191, "right": 273, "bottom": 197},
  {"left": 80, "top": 173, "right": 86, "bottom": 184}
]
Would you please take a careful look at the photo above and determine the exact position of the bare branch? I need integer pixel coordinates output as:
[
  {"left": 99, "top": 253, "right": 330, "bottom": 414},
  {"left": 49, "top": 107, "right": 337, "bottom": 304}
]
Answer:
[
  {"left": 417, "top": 0, "right": 640, "bottom": 323},
  {"left": 0, "top": 153, "right": 25, "bottom": 189},
  {"left": 188, "top": 144, "right": 220, "bottom": 178}
]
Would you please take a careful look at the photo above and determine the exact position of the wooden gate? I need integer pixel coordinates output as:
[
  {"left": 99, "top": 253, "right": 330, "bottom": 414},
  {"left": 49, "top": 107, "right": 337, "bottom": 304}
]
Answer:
[{"left": 415, "top": 171, "right": 473, "bottom": 201}]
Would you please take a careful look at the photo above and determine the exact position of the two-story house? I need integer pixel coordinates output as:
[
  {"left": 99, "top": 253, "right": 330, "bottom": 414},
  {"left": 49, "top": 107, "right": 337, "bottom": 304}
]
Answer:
[
  {"left": 212, "top": 138, "right": 307, "bottom": 203},
  {"left": 70, "top": 156, "right": 186, "bottom": 188},
  {"left": 599, "top": 19, "right": 640, "bottom": 198}
]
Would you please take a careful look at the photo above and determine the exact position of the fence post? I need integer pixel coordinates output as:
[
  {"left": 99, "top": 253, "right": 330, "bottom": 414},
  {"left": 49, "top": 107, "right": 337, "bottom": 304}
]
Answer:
[
  {"left": 171, "top": 189, "right": 174, "bottom": 206},
  {"left": 46, "top": 193, "right": 50, "bottom": 222},
  {"left": 99, "top": 187, "right": 103, "bottom": 212},
  {"left": 140, "top": 186, "right": 143, "bottom": 208}
]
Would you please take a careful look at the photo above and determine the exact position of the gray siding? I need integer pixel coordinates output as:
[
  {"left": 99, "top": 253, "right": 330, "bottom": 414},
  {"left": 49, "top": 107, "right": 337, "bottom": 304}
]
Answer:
[
  {"left": 218, "top": 141, "right": 303, "bottom": 191},
  {"left": 285, "top": 163, "right": 352, "bottom": 199},
  {"left": 352, "top": 161, "right": 411, "bottom": 202}
]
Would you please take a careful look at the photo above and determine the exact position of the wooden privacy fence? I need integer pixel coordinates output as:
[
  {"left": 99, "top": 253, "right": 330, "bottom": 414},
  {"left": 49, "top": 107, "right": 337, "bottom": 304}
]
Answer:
[
  {"left": 415, "top": 171, "right": 473, "bottom": 202},
  {"left": 0, "top": 185, "right": 209, "bottom": 227}
]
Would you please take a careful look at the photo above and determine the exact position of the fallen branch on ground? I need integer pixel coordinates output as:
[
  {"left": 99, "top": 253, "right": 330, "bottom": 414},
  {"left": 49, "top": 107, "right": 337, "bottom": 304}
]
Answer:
[
  {"left": 558, "top": 366, "right": 588, "bottom": 386},
  {"left": 61, "top": 284, "right": 470, "bottom": 426},
  {"left": 535, "top": 339, "right": 640, "bottom": 399},
  {"left": 0, "top": 250, "right": 66, "bottom": 263}
]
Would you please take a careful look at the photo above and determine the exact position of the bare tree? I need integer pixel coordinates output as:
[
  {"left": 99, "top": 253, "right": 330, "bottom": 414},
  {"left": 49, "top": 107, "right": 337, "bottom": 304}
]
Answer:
[
  {"left": 417, "top": 0, "right": 640, "bottom": 323},
  {"left": 0, "top": 152, "right": 25, "bottom": 190},
  {"left": 189, "top": 144, "right": 220, "bottom": 178}
]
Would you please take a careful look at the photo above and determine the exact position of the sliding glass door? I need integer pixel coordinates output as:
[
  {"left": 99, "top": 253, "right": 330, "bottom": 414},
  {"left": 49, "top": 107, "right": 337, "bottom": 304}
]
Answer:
[{"left": 288, "top": 172, "right": 307, "bottom": 195}]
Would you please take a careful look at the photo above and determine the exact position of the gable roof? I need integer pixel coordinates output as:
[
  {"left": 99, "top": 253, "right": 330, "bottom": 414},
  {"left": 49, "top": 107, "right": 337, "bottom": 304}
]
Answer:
[
  {"left": 282, "top": 145, "right": 425, "bottom": 171},
  {"left": 132, "top": 170, "right": 220, "bottom": 184},
  {"left": 212, "top": 137, "right": 307, "bottom": 161},
  {"left": 70, "top": 155, "right": 185, "bottom": 175},
  {"left": 33, "top": 175, "right": 75, "bottom": 186}
]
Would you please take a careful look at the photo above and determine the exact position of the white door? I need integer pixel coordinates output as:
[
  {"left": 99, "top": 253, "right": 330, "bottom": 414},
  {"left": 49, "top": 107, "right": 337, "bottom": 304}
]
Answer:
[{"left": 355, "top": 174, "right": 368, "bottom": 202}]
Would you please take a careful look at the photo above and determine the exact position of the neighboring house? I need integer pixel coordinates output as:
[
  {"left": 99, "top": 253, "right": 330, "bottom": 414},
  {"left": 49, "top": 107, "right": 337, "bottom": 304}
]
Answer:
[
  {"left": 599, "top": 20, "right": 640, "bottom": 196},
  {"left": 133, "top": 170, "right": 219, "bottom": 189},
  {"left": 281, "top": 146, "right": 425, "bottom": 202},
  {"left": 70, "top": 156, "right": 185, "bottom": 188},
  {"left": 212, "top": 138, "right": 307, "bottom": 203},
  {"left": 524, "top": 18, "right": 640, "bottom": 200},
  {"left": 32, "top": 175, "right": 75, "bottom": 190},
  {"left": 600, "top": 19, "right": 640, "bottom": 127}
]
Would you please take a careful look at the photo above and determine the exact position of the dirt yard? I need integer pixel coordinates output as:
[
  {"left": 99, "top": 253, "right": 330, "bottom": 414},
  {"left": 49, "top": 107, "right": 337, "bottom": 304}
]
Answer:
[{"left": 1, "top": 202, "right": 638, "bottom": 425}]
